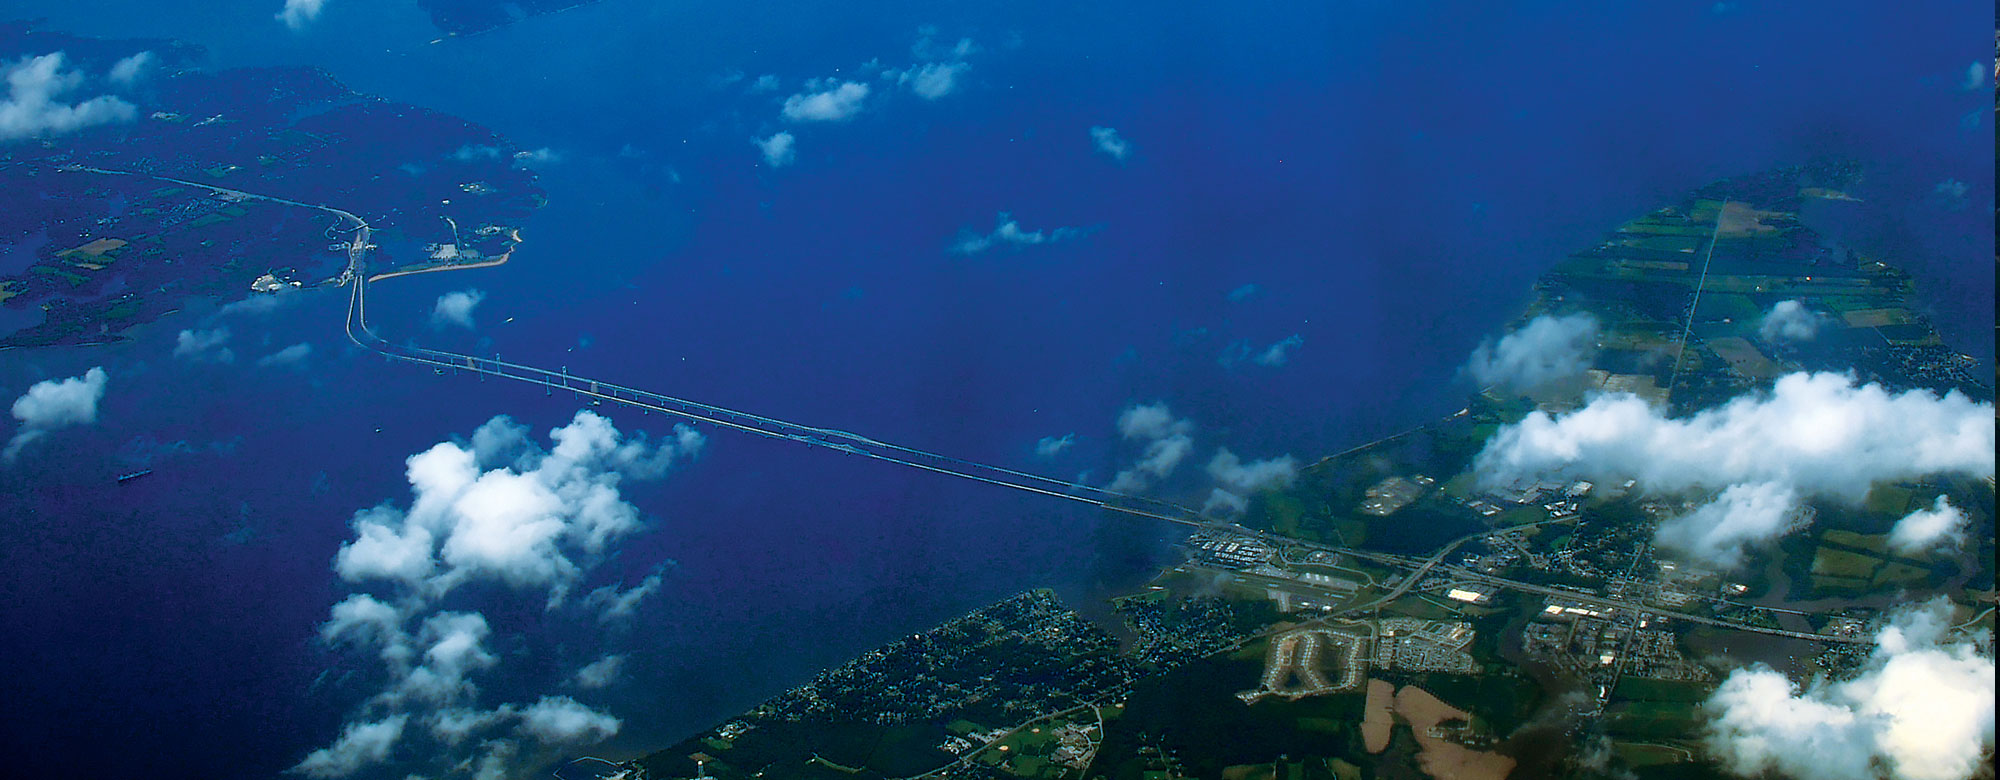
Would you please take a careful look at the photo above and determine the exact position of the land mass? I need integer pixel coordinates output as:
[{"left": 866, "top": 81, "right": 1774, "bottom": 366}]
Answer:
[
  {"left": 0, "top": 22, "right": 544, "bottom": 349},
  {"left": 610, "top": 162, "right": 1993, "bottom": 780}
]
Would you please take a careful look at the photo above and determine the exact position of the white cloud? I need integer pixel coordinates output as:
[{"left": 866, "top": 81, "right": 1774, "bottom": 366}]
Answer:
[
  {"left": 432, "top": 289, "right": 486, "bottom": 330},
  {"left": 450, "top": 144, "right": 502, "bottom": 161},
  {"left": 1035, "top": 434, "right": 1074, "bottom": 458},
  {"left": 330, "top": 410, "right": 702, "bottom": 603},
  {"left": 217, "top": 286, "right": 301, "bottom": 318},
  {"left": 1202, "top": 449, "right": 1299, "bottom": 518},
  {"left": 307, "top": 411, "right": 692, "bottom": 779},
  {"left": 781, "top": 80, "right": 869, "bottom": 122},
  {"left": 6, "top": 366, "right": 108, "bottom": 461},
  {"left": 1090, "top": 126, "right": 1131, "bottom": 161},
  {"left": 427, "top": 706, "right": 515, "bottom": 747},
  {"left": 1654, "top": 482, "right": 1806, "bottom": 568},
  {"left": 258, "top": 342, "right": 313, "bottom": 368},
  {"left": 1107, "top": 403, "right": 1195, "bottom": 493},
  {"left": 1224, "top": 334, "right": 1305, "bottom": 368},
  {"left": 276, "top": 0, "right": 328, "bottom": 31},
  {"left": 895, "top": 61, "right": 968, "bottom": 100},
  {"left": 517, "top": 696, "right": 620, "bottom": 745},
  {"left": 1703, "top": 599, "right": 1994, "bottom": 780},
  {"left": 750, "top": 74, "right": 780, "bottom": 93},
  {"left": 1202, "top": 487, "right": 1249, "bottom": 517},
  {"left": 1963, "top": 61, "right": 1987, "bottom": 91},
  {"left": 1226, "top": 283, "right": 1260, "bottom": 303},
  {"left": 174, "top": 327, "right": 234, "bottom": 363},
  {"left": 910, "top": 30, "right": 977, "bottom": 61},
  {"left": 1465, "top": 312, "right": 1599, "bottom": 391},
  {"left": 1255, "top": 335, "right": 1303, "bottom": 367},
  {"left": 1116, "top": 402, "right": 1187, "bottom": 441},
  {"left": 512, "top": 148, "right": 559, "bottom": 168},
  {"left": 583, "top": 572, "right": 662, "bottom": 623},
  {"left": 1475, "top": 372, "right": 1995, "bottom": 566},
  {"left": 108, "top": 51, "right": 154, "bottom": 84},
  {"left": 1207, "top": 449, "right": 1299, "bottom": 493},
  {"left": 336, "top": 506, "right": 438, "bottom": 586},
  {"left": 1887, "top": 496, "right": 1968, "bottom": 555},
  {"left": 292, "top": 714, "right": 407, "bottom": 778},
  {"left": 572, "top": 655, "right": 624, "bottom": 689},
  {"left": 1936, "top": 179, "right": 1970, "bottom": 200},
  {"left": 754, "top": 131, "right": 795, "bottom": 167},
  {"left": 950, "top": 213, "right": 1083, "bottom": 255},
  {"left": 1758, "top": 299, "right": 1829, "bottom": 342},
  {"left": 320, "top": 593, "right": 411, "bottom": 667},
  {"left": 387, "top": 611, "right": 498, "bottom": 706},
  {"left": 0, "top": 52, "right": 138, "bottom": 142},
  {"left": 1477, "top": 373, "right": 1994, "bottom": 502}
]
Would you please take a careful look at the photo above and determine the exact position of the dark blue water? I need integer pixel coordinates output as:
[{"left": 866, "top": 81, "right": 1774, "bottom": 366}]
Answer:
[{"left": 0, "top": 1, "right": 1990, "bottom": 778}]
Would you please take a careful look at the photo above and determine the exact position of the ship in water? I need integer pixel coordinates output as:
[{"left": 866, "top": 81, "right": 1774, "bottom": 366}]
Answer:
[{"left": 115, "top": 469, "right": 153, "bottom": 485}]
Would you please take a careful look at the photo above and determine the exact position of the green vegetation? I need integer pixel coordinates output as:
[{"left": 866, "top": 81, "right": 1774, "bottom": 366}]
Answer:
[
  {"left": 1822, "top": 529, "right": 1890, "bottom": 555},
  {"left": 1606, "top": 700, "right": 1707, "bottom": 740},
  {"left": 1811, "top": 547, "right": 1881, "bottom": 579},
  {"left": 1863, "top": 485, "right": 1916, "bottom": 517},
  {"left": 1615, "top": 742, "right": 1696, "bottom": 768},
  {"left": 1088, "top": 653, "right": 1370, "bottom": 780},
  {"left": 1613, "top": 677, "right": 1713, "bottom": 703}
]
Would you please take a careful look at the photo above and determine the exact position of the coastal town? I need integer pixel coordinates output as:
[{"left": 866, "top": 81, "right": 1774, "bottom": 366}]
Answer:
[{"left": 615, "top": 164, "right": 1993, "bottom": 780}]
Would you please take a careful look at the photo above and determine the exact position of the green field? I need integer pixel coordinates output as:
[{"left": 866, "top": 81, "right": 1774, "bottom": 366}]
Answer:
[
  {"left": 1810, "top": 547, "right": 1881, "bottom": 579},
  {"left": 1821, "top": 529, "right": 1890, "bottom": 555},
  {"left": 1863, "top": 485, "right": 1916, "bottom": 517},
  {"left": 1615, "top": 742, "right": 1695, "bottom": 768},
  {"left": 1810, "top": 574, "right": 1872, "bottom": 594},
  {"left": 1613, "top": 677, "right": 1714, "bottom": 703},
  {"left": 1873, "top": 561, "right": 1931, "bottom": 588},
  {"left": 1606, "top": 700, "right": 1706, "bottom": 739}
]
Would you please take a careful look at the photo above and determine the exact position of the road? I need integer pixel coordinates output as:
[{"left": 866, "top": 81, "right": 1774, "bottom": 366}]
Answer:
[{"left": 60, "top": 164, "right": 1875, "bottom": 652}]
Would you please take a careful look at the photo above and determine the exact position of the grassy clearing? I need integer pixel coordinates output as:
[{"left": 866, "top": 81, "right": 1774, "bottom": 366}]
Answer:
[{"left": 1810, "top": 547, "right": 1881, "bottom": 579}]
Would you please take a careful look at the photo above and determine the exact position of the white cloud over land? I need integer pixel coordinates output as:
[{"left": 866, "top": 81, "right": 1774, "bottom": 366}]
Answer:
[
  {"left": 0, "top": 52, "right": 138, "bottom": 142},
  {"left": 1887, "top": 496, "right": 1969, "bottom": 556},
  {"left": 1703, "top": 599, "right": 1994, "bottom": 780},
  {"left": 1475, "top": 372, "right": 1993, "bottom": 567},
  {"left": 1464, "top": 312, "right": 1598, "bottom": 391},
  {"left": 1759, "top": 299, "right": 1829, "bottom": 342}
]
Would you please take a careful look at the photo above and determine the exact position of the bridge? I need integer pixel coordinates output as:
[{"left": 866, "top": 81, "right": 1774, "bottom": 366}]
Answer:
[
  {"left": 66, "top": 163, "right": 1215, "bottom": 527},
  {"left": 61, "top": 164, "right": 1883, "bottom": 650},
  {"left": 325, "top": 202, "right": 1213, "bottom": 529}
]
